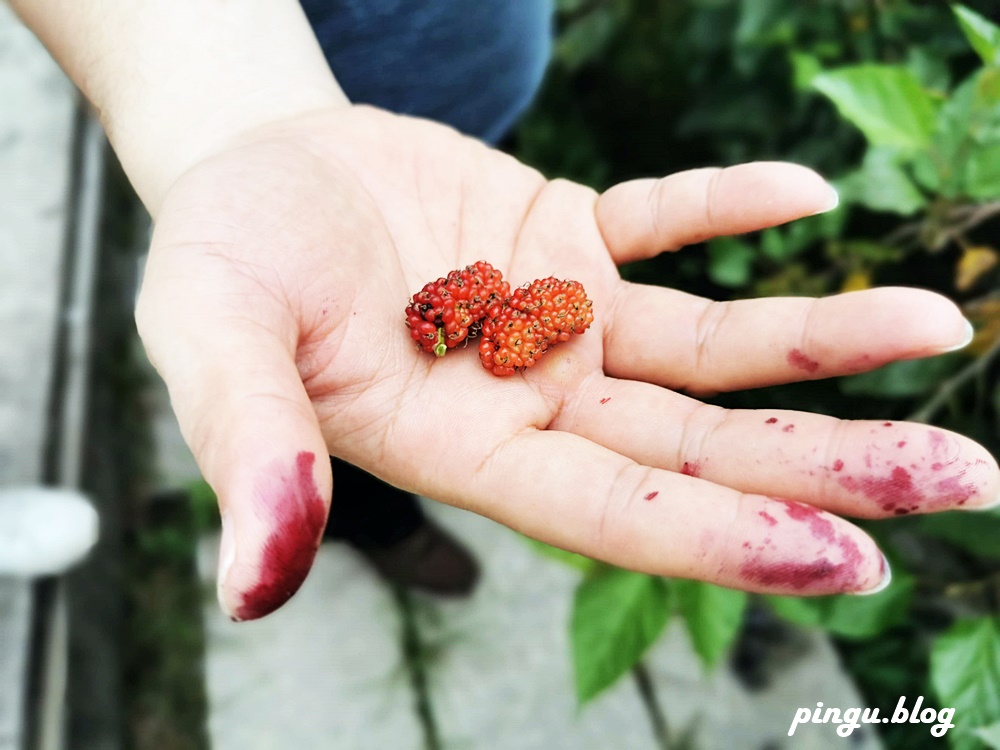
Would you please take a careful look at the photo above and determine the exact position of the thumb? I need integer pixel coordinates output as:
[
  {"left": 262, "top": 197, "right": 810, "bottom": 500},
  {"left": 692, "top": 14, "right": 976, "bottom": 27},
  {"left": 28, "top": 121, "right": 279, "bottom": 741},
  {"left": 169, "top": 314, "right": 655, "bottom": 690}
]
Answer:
[{"left": 137, "top": 262, "right": 331, "bottom": 622}]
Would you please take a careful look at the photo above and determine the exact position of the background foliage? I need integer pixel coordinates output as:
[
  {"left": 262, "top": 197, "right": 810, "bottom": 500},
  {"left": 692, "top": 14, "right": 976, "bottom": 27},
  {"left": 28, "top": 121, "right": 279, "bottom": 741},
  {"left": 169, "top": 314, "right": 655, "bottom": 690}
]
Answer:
[{"left": 513, "top": 2, "right": 1000, "bottom": 748}]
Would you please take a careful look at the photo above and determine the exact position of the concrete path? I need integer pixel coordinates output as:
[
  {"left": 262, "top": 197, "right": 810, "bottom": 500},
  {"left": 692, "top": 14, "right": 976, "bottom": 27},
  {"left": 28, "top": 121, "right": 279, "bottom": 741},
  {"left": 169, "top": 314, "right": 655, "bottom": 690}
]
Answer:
[
  {"left": 0, "top": 5, "right": 78, "bottom": 749},
  {"left": 0, "top": 0, "right": 75, "bottom": 485},
  {"left": 198, "top": 538, "right": 422, "bottom": 750},
  {"left": 194, "top": 496, "right": 881, "bottom": 750}
]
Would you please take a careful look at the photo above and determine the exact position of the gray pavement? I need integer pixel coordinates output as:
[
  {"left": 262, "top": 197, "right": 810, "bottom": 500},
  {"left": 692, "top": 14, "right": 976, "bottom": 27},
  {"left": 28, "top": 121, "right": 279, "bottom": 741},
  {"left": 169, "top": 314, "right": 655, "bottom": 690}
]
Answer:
[
  {"left": 0, "top": 2, "right": 75, "bottom": 484},
  {"left": 0, "top": 5, "right": 78, "bottom": 749},
  {"left": 195, "top": 495, "right": 882, "bottom": 750},
  {"left": 644, "top": 619, "right": 881, "bottom": 749},
  {"left": 198, "top": 535, "right": 423, "bottom": 750}
]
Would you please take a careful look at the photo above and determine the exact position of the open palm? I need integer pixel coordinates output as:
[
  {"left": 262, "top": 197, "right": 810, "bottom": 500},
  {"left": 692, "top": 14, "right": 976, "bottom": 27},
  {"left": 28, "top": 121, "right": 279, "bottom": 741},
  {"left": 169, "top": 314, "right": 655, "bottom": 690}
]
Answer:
[{"left": 138, "top": 105, "right": 998, "bottom": 620}]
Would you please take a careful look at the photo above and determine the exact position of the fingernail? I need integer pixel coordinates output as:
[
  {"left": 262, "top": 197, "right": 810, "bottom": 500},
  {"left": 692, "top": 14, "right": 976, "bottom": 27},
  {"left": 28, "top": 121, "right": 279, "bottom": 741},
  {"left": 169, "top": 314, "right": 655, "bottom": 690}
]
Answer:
[
  {"left": 943, "top": 319, "right": 975, "bottom": 352},
  {"left": 813, "top": 184, "right": 840, "bottom": 214},
  {"left": 851, "top": 552, "right": 892, "bottom": 596},
  {"left": 217, "top": 512, "right": 237, "bottom": 617}
]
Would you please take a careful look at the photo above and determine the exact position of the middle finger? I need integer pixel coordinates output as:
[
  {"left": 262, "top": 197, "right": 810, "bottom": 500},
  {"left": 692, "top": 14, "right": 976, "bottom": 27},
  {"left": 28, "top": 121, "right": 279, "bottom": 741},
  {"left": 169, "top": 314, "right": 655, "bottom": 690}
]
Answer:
[{"left": 602, "top": 283, "right": 970, "bottom": 394}]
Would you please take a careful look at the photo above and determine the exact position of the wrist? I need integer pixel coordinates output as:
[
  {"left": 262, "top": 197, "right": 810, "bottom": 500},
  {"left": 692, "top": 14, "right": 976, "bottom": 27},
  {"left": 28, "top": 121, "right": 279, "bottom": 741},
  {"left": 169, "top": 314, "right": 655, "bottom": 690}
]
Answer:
[
  {"left": 13, "top": 0, "right": 349, "bottom": 215},
  {"left": 107, "top": 73, "right": 348, "bottom": 216}
]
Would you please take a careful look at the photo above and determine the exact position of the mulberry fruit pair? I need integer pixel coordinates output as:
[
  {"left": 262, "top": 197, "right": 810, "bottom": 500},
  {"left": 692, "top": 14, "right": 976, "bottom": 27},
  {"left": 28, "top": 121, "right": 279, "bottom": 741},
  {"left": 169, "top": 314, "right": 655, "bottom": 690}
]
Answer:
[
  {"left": 404, "top": 261, "right": 593, "bottom": 376},
  {"left": 404, "top": 260, "right": 509, "bottom": 357}
]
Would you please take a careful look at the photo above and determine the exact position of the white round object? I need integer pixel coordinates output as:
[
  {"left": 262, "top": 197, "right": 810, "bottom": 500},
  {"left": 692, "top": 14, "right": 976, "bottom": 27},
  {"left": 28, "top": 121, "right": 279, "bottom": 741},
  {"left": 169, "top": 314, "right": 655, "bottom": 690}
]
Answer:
[{"left": 0, "top": 486, "right": 99, "bottom": 577}]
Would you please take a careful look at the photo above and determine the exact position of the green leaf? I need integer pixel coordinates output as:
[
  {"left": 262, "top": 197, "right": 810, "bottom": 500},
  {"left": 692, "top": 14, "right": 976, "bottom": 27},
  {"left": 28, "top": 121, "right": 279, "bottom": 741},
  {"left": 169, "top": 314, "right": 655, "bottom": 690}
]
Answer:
[
  {"left": 673, "top": 580, "right": 747, "bottom": 669},
  {"left": 766, "top": 595, "right": 824, "bottom": 628},
  {"left": 931, "top": 617, "right": 1000, "bottom": 749},
  {"left": 524, "top": 537, "right": 599, "bottom": 573},
  {"left": 941, "top": 66, "right": 1000, "bottom": 148},
  {"left": 920, "top": 509, "right": 1000, "bottom": 559},
  {"left": 839, "top": 354, "right": 962, "bottom": 398},
  {"left": 735, "top": 0, "right": 788, "bottom": 47},
  {"left": 928, "top": 67, "right": 1000, "bottom": 197},
  {"left": 733, "top": 0, "right": 794, "bottom": 74},
  {"left": 554, "top": 6, "right": 622, "bottom": 71},
  {"left": 972, "top": 67, "right": 1000, "bottom": 144},
  {"left": 911, "top": 149, "right": 943, "bottom": 193},
  {"left": 188, "top": 478, "right": 220, "bottom": 531},
  {"left": 790, "top": 51, "right": 822, "bottom": 91},
  {"left": 906, "top": 45, "right": 952, "bottom": 92},
  {"left": 759, "top": 228, "right": 788, "bottom": 261},
  {"left": 953, "top": 5, "right": 1000, "bottom": 66},
  {"left": 707, "top": 237, "right": 755, "bottom": 288},
  {"left": 785, "top": 204, "right": 849, "bottom": 252},
  {"left": 812, "top": 65, "right": 939, "bottom": 151},
  {"left": 766, "top": 568, "right": 913, "bottom": 640},
  {"left": 976, "top": 721, "right": 1000, "bottom": 749},
  {"left": 836, "top": 146, "right": 927, "bottom": 215},
  {"left": 966, "top": 142, "right": 1000, "bottom": 199},
  {"left": 571, "top": 570, "right": 670, "bottom": 704},
  {"left": 758, "top": 206, "right": 849, "bottom": 262}
]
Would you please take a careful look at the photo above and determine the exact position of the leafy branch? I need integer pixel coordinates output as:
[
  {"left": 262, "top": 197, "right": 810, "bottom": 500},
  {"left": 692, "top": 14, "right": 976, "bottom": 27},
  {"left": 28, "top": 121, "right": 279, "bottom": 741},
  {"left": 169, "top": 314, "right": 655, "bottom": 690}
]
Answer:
[{"left": 908, "top": 333, "right": 1000, "bottom": 424}]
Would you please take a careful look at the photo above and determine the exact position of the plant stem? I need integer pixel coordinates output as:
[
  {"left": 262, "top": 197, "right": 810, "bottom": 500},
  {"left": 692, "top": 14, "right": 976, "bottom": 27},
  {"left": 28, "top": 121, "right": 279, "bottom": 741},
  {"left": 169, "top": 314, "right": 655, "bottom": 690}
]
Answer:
[
  {"left": 633, "top": 660, "right": 671, "bottom": 750},
  {"left": 908, "top": 335, "right": 1000, "bottom": 423},
  {"left": 394, "top": 586, "right": 442, "bottom": 750},
  {"left": 880, "top": 201, "right": 1000, "bottom": 251}
]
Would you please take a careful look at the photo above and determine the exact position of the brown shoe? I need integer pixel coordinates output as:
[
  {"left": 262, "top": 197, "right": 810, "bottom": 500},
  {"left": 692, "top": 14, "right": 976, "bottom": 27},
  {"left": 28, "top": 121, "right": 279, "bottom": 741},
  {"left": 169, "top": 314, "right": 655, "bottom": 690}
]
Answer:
[
  {"left": 325, "top": 457, "right": 480, "bottom": 596},
  {"left": 354, "top": 517, "right": 480, "bottom": 597}
]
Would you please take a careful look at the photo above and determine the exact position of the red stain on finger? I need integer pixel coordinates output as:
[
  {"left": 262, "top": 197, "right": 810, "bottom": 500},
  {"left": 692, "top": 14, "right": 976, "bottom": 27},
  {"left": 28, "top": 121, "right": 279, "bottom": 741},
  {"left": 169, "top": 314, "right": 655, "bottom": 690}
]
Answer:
[
  {"left": 765, "top": 417, "right": 778, "bottom": 425},
  {"left": 739, "top": 557, "right": 847, "bottom": 590},
  {"left": 787, "top": 349, "right": 820, "bottom": 373},
  {"left": 838, "top": 466, "right": 917, "bottom": 513},
  {"left": 837, "top": 463, "right": 977, "bottom": 513},
  {"left": 929, "top": 430, "right": 948, "bottom": 453},
  {"left": 644, "top": 491, "right": 659, "bottom": 501},
  {"left": 738, "top": 499, "right": 866, "bottom": 591},
  {"left": 681, "top": 461, "right": 701, "bottom": 477},
  {"left": 738, "top": 536, "right": 866, "bottom": 591},
  {"left": 758, "top": 511, "right": 777, "bottom": 526},
  {"left": 600, "top": 397, "right": 611, "bottom": 405},
  {"left": 935, "top": 475, "right": 975, "bottom": 506},
  {"left": 779, "top": 500, "right": 835, "bottom": 543},
  {"left": 832, "top": 459, "right": 844, "bottom": 472},
  {"left": 233, "top": 451, "right": 327, "bottom": 621}
]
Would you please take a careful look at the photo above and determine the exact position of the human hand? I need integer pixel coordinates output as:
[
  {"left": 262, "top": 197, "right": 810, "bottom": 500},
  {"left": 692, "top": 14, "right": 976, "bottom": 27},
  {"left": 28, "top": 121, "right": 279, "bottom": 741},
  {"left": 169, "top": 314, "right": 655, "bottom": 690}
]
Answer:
[{"left": 136, "top": 106, "right": 999, "bottom": 620}]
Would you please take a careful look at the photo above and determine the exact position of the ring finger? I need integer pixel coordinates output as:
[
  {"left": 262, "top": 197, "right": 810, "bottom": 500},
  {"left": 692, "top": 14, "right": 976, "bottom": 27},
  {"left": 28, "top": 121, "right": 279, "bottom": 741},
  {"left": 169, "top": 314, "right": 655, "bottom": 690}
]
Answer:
[{"left": 553, "top": 376, "right": 1000, "bottom": 518}]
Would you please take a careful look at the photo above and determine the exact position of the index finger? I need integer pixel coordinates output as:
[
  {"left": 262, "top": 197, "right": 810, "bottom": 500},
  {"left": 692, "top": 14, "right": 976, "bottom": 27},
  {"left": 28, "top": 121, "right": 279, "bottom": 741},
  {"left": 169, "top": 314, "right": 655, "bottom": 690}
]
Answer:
[{"left": 595, "top": 162, "right": 838, "bottom": 263}]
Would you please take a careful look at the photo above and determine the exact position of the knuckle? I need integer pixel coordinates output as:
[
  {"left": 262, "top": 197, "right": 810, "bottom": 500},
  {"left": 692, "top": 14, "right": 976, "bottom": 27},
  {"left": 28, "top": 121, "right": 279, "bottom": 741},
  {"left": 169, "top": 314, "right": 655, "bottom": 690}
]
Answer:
[{"left": 692, "top": 300, "right": 733, "bottom": 378}]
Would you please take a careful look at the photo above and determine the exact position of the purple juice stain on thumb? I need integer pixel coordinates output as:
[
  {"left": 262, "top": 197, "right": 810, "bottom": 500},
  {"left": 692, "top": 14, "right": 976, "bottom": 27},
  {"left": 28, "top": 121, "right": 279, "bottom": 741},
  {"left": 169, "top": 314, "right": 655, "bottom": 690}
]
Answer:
[{"left": 229, "top": 451, "right": 327, "bottom": 621}]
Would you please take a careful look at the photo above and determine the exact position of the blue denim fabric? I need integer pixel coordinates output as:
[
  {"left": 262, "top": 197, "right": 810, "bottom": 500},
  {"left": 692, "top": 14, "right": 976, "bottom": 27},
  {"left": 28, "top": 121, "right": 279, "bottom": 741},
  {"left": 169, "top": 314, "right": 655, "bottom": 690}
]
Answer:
[{"left": 300, "top": 0, "right": 554, "bottom": 144}]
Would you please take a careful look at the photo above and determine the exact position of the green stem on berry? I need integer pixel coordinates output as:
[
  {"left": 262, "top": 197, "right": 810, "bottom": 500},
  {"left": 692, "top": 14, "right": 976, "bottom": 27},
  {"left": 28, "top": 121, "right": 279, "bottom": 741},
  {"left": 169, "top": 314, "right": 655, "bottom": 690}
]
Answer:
[{"left": 433, "top": 328, "right": 447, "bottom": 358}]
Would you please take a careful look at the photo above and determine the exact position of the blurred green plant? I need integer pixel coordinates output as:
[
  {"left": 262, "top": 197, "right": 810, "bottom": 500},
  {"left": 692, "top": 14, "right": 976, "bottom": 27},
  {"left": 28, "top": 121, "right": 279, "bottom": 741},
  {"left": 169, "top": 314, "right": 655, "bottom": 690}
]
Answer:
[
  {"left": 187, "top": 478, "right": 221, "bottom": 532},
  {"left": 517, "top": 3, "right": 1000, "bottom": 748}
]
